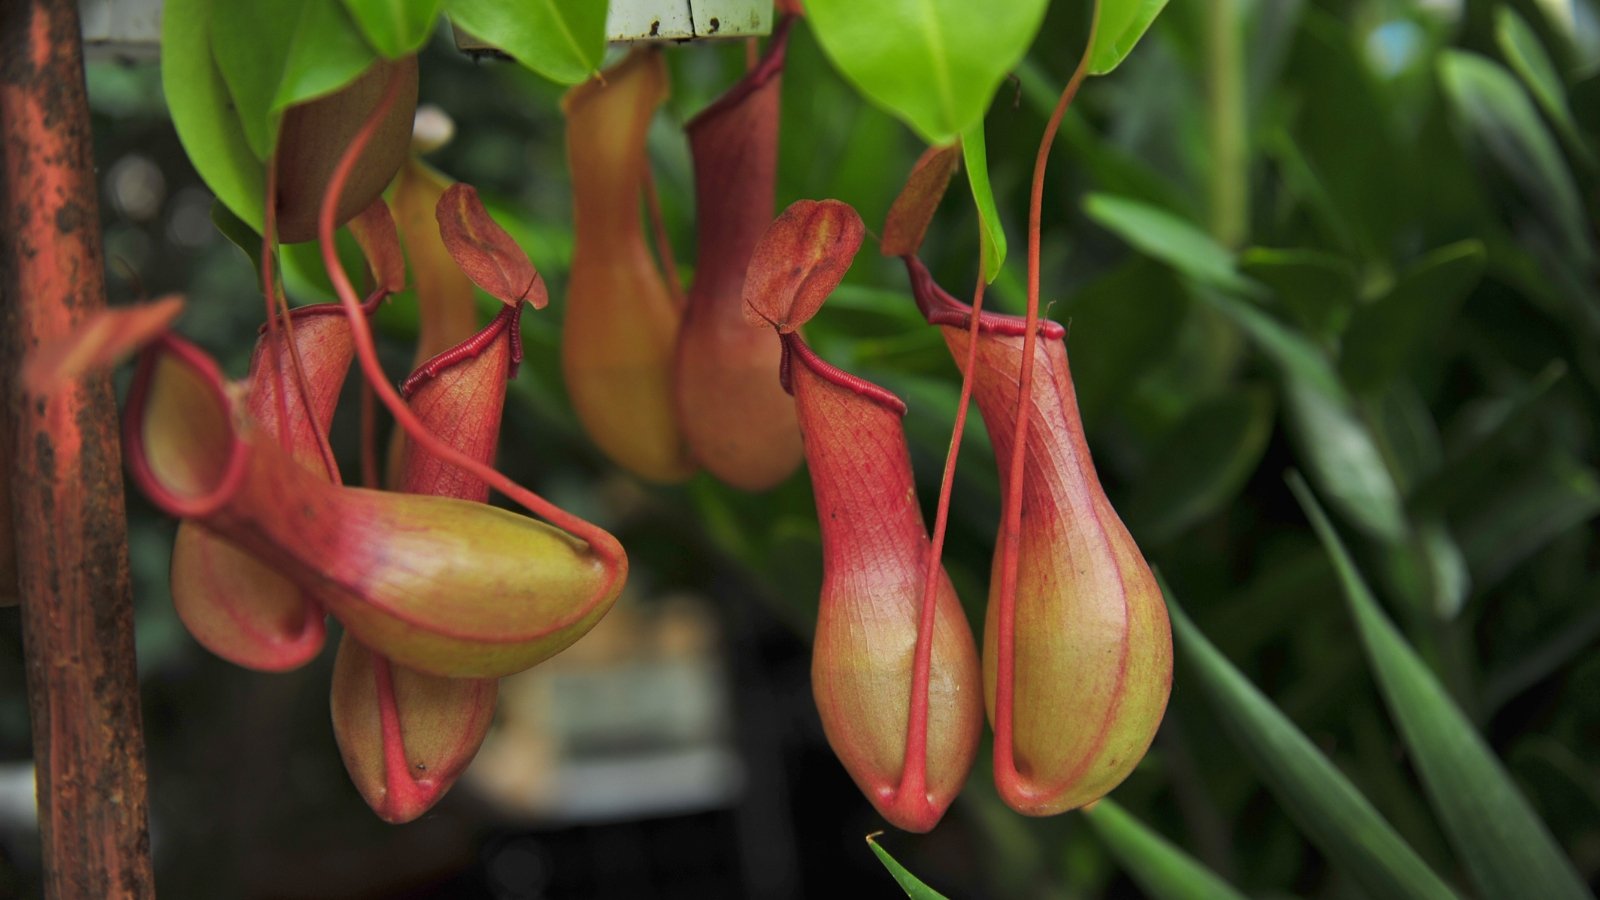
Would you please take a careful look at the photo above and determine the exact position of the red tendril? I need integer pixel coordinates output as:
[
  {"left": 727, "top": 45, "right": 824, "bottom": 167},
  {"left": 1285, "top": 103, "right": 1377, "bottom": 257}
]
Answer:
[
  {"left": 993, "top": 6, "right": 1100, "bottom": 801},
  {"left": 895, "top": 256, "right": 989, "bottom": 817},
  {"left": 316, "top": 62, "right": 626, "bottom": 624},
  {"left": 641, "top": 162, "right": 684, "bottom": 308}
]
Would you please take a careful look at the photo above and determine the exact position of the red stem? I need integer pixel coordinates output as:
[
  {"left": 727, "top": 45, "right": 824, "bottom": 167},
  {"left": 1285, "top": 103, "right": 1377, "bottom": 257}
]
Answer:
[
  {"left": 641, "top": 162, "right": 684, "bottom": 308},
  {"left": 261, "top": 159, "right": 342, "bottom": 483},
  {"left": 994, "top": 8, "right": 1099, "bottom": 794},
  {"left": 895, "top": 259, "right": 988, "bottom": 814},
  {"left": 260, "top": 158, "right": 294, "bottom": 456},
  {"left": 0, "top": 0, "right": 155, "bottom": 893},
  {"left": 277, "top": 287, "right": 344, "bottom": 483},
  {"left": 317, "top": 65, "right": 626, "bottom": 593}
]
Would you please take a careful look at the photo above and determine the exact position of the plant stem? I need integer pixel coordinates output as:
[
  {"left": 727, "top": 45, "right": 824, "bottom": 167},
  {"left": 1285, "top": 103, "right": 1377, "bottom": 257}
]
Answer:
[
  {"left": 318, "top": 64, "right": 628, "bottom": 613},
  {"left": 994, "top": 5, "right": 1098, "bottom": 794},
  {"left": 898, "top": 260, "right": 988, "bottom": 816},
  {"left": 641, "top": 161, "right": 684, "bottom": 307},
  {"left": 0, "top": 0, "right": 155, "bottom": 895},
  {"left": 1207, "top": 0, "right": 1249, "bottom": 247}
]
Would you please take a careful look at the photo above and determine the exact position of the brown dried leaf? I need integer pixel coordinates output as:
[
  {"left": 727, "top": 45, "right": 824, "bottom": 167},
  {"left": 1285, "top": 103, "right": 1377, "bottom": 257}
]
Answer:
[
  {"left": 22, "top": 295, "right": 184, "bottom": 393},
  {"left": 742, "top": 199, "right": 864, "bottom": 333},
  {"left": 881, "top": 144, "right": 960, "bottom": 257},
  {"left": 436, "top": 183, "right": 548, "bottom": 308},
  {"left": 347, "top": 198, "right": 407, "bottom": 294}
]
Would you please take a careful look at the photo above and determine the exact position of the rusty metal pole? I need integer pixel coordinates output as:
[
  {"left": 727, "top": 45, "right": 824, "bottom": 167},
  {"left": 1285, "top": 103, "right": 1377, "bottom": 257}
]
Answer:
[{"left": 0, "top": 0, "right": 156, "bottom": 896}]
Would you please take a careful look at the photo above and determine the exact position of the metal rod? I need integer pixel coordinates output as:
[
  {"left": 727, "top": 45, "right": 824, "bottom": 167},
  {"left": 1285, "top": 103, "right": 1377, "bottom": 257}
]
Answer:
[{"left": 0, "top": 0, "right": 156, "bottom": 896}]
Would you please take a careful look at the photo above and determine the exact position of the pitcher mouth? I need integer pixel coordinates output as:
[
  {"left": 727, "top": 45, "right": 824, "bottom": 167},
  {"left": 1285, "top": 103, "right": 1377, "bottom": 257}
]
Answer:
[{"left": 124, "top": 333, "right": 252, "bottom": 520}]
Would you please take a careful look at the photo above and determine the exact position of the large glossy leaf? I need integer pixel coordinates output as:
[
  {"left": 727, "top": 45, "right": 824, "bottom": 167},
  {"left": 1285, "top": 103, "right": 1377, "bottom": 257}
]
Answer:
[
  {"left": 1290, "top": 476, "right": 1593, "bottom": 900},
  {"left": 866, "top": 833, "right": 949, "bottom": 899},
  {"left": 804, "top": 0, "right": 1051, "bottom": 144},
  {"left": 1439, "top": 50, "right": 1592, "bottom": 263},
  {"left": 211, "top": 0, "right": 377, "bottom": 160},
  {"left": 961, "top": 117, "right": 1006, "bottom": 282},
  {"left": 342, "top": 0, "right": 444, "bottom": 57},
  {"left": 1168, "top": 588, "right": 1460, "bottom": 900},
  {"left": 161, "top": 0, "right": 265, "bottom": 227},
  {"left": 1088, "top": 0, "right": 1171, "bottom": 75},
  {"left": 1125, "top": 387, "right": 1275, "bottom": 544},
  {"left": 1340, "top": 242, "right": 1485, "bottom": 392},
  {"left": 444, "top": 0, "right": 608, "bottom": 84},
  {"left": 1085, "top": 800, "right": 1247, "bottom": 900}
]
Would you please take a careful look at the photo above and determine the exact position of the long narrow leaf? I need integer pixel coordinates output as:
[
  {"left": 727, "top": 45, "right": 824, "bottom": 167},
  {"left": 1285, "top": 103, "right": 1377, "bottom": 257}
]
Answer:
[
  {"left": 867, "top": 833, "right": 950, "bottom": 899},
  {"left": 1167, "top": 583, "right": 1459, "bottom": 900},
  {"left": 962, "top": 117, "right": 1006, "bottom": 282},
  {"left": 1085, "top": 800, "right": 1248, "bottom": 900},
  {"left": 1289, "top": 475, "right": 1593, "bottom": 900}
]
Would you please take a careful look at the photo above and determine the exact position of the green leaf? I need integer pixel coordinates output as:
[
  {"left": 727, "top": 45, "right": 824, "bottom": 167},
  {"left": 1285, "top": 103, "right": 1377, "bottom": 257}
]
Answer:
[
  {"left": 1386, "top": 517, "right": 1471, "bottom": 621},
  {"left": 1088, "top": 0, "right": 1170, "bottom": 75},
  {"left": 961, "top": 117, "right": 1006, "bottom": 282},
  {"left": 1455, "top": 451, "right": 1600, "bottom": 592},
  {"left": 161, "top": 0, "right": 265, "bottom": 227},
  {"left": 1167, "top": 583, "right": 1460, "bottom": 900},
  {"left": 1084, "top": 800, "right": 1248, "bottom": 900},
  {"left": 866, "top": 833, "right": 950, "bottom": 899},
  {"left": 271, "top": 12, "right": 378, "bottom": 112},
  {"left": 444, "top": 0, "right": 608, "bottom": 85},
  {"left": 1495, "top": 8, "right": 1596, "bottom": 170},
  {"left": 1340, "top": 242, "right": 1486, "bottom": 393},
  {"left": 210, "top": 201, "right": 264, "bottom": 274},
  {"left": 279, "top": 228, "right": 370, "bottom": 304},
  {"left": 1283, "top": 11, "right": 1406, "bottom": 261},
  {"left": 1238, "top": 246, "right": 1359, "bottom": 340},
  {"left": 1485, "top": 592, "right": 1600, "bottom": 713},
  {"left": 1058, "top": 259, "right": 1187, "bottom": 428},
  {"left": 1083, "top": 193, "right": 1262, "bottom": 298},
  {"left": 211, "top": 0, "right": 377, "bottom": 160},
  {"left": 1289, "top": 476, "right": 1594, "bottom": 900},
  {"left": 1125, "top": 387, "right": 1275, "bottom": 544},
  {"left": 1284, "top": 376, "right": 1408, "bottom": 542},
  {"left": 804, "top": 0, "right": 1051, "bottom": 144},
  {"left": 342, "top": 0, "right": 444, "bottom": 57},
  {"left": 1408, "top": 362, "right": 1567, "bottom": 515},
  {"left": 1438, "top": 50, "right": 1592, "bottom": 263},
  {"left": 1197, "top": 288, "right": 1344, "bottom": 401}
]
